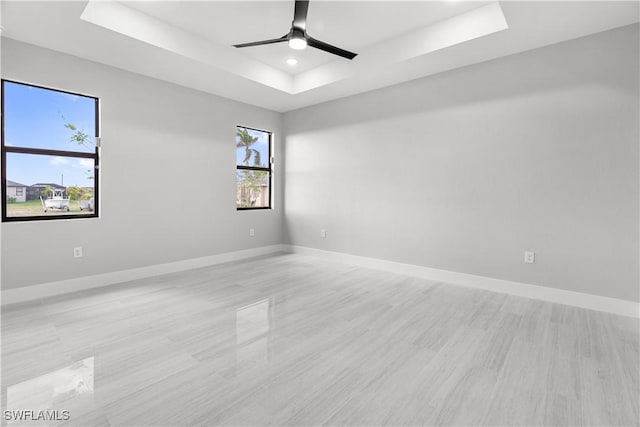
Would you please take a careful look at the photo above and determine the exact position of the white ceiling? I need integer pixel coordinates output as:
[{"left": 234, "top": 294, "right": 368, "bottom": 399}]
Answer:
[{"left": 1, "top": 1, "right": 638, "bottom": 112}]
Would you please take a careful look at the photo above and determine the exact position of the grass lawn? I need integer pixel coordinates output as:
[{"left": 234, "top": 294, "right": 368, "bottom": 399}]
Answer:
[{"left": 6, "top": 199, "right": 94, "bottom": 218}]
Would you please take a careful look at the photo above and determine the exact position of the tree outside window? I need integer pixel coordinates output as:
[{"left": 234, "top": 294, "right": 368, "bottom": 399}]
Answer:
[{"left": 236, "top": 126, "right": 272, "bottom": 210}]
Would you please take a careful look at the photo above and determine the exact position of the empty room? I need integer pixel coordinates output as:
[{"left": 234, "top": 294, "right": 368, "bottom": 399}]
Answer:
[{"left": 1, "top": 1, "right": 638, "bottom": 426}]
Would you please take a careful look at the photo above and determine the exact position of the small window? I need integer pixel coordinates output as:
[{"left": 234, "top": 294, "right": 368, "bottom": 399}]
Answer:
[
  {"left": 236, "top": 126, "right": 272, "bottom": 210},
  {"left": 2, "top": 80, "right": 100, "bottom": 221}
]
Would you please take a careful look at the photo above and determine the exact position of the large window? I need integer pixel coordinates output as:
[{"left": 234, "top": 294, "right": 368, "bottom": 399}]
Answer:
[
  {"left": 236, "top": 126, "right": 272, "bottom": 210},
  {"left": 2, "top": 80, "right": 99, "bottom": 221}
]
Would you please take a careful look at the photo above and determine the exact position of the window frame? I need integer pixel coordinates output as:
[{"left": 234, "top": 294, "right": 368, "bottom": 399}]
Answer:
[
  {"left": 236, "top": 125, "right": 273, "bottom": 211},
  {"left": 1, "top": 79, "right": 100, "bottom": 222}
]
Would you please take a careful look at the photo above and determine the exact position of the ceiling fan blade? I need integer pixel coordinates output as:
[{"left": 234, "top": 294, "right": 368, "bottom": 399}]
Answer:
[
  {"left": 292, "top": 0, "right": 309, "bottom": 30},
  {"left": 307, "top": 36, "right": 358, "bottom": 60},
  {"left": 234, "top": 35, "right": 288, "bottom": 48}
]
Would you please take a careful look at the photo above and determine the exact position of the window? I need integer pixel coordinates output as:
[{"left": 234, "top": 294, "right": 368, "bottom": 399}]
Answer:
[
  {"left": 2, "top": 80, "right": 99, "bottom": 221},
  {"left": 236, "top": 126, "right": 272, "bottom": 210}
]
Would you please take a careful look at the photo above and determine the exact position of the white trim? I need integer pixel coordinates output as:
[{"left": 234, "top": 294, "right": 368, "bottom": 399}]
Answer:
[
  {"left": 4, "top": 243, "right": 637, "bottom": 318},
  {"left": 284, "top": 245, "right": 639, "bottom": 318},
  {"left": 1, "top": 245, "right": 285, "bottom": 306}
]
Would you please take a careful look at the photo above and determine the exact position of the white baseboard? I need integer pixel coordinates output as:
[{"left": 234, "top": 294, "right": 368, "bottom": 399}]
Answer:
[
  {"left": 1, "top": 244, "right": 285, "bottom": 306},
  {"left": 285, "top": 245, "right": 639, "bottom": 318},
  {"left": 4, "top": 243, "right": 638, "bottom": 318}
]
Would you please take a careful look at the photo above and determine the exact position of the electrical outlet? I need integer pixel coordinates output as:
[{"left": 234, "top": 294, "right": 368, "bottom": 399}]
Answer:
[
  {"left": 73, "top": 247, "right": 83, "bottom": 258},
  {"left": 249, "top": 228, "right": 255, "bottom": 237},
  {"left": 524, "top": 251, "right": 535, "bottom": 264},
  {"left": 320, "top": 229, "right": 327, "bottom": 238}
]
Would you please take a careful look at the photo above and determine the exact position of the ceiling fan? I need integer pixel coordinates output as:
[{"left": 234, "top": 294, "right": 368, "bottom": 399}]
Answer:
[{"left": 233, "top": 0, "right": 358, "bottom": 60}]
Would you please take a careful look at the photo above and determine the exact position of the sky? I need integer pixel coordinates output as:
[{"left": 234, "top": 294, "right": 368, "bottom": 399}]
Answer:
[{"left": 3, "top": 81, "right": 97, "bottom": 188}]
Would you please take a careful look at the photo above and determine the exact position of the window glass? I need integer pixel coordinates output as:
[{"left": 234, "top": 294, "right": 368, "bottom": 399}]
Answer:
[
  {"left": 2, "top": 80, "right": 99, "bottom": 221},
  {"left": 5, "top": 152, "right": 96, "bottom": 218},
  {"left": 236, "top": 170, "right": 270, "bottom": 208},
  {"left": 236, "top": 126, "right": 272, "bottom": 210},
  {"left": 3, "top": 81, "right": 96, "bottom": 153},
  {"left": 236, "top": 128, "right": 270, "bottom": 168}
]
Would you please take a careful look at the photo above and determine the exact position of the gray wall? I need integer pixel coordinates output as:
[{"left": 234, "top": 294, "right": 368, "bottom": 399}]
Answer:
[
  {"left": 1, "top": 39, "right": 283, "bottom": 290},
  {"left": 283, "top": 25, "right": 639, "bottom": 302},
  {"left": 3, "top": 25, "right": 638, "bottom": 304}
]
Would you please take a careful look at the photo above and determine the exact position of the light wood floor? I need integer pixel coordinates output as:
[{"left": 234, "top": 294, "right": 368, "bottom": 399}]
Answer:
[{"left": 2, "top": 253, "right": 638, "bottom": 426}]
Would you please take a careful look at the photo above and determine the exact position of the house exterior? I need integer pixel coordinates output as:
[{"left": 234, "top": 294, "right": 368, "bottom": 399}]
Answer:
[
  {"left": 6, "top": 180, "right": 27, "bottom": 203},
  {"left": 28, "top": 183, "right": 66, "bottom": 201}
]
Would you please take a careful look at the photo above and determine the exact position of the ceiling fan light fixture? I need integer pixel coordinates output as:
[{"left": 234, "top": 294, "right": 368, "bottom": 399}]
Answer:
[
  {"left": 288, "top": 36, "right": 307, "bottom": 50},
  {"left": 233, "top": 0, "right": 357, "bottom": 60}
]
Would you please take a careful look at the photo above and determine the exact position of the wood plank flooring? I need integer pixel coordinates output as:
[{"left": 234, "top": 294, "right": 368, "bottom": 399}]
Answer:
[{"left": 2, "top": 253, "right": 638, "bottom": 426}]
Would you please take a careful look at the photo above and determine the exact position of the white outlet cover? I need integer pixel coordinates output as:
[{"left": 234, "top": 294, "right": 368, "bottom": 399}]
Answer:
[{"left": 524, "top": 251, "right": 535, "bottom": 264}]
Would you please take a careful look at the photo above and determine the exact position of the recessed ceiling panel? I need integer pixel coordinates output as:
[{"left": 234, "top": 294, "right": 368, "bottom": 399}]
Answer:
[
  {"left": 122, "top": 1, "right": 492, "bottom": 73},
  {"left": 1, "top": 0, "right": 638, "bottom": 112}
]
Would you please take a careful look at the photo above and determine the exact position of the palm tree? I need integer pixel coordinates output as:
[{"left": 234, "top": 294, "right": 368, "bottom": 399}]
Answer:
[
  {"left": 236, "top": 127, "right": 261, "bottom": 166},
  {"left": 236, "top": 127, "right": 266, "bottom": 207}
]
